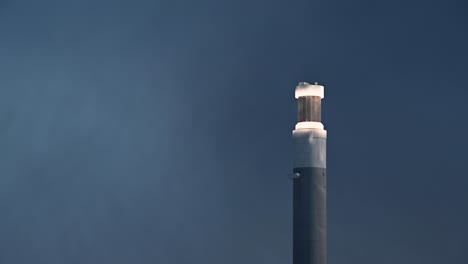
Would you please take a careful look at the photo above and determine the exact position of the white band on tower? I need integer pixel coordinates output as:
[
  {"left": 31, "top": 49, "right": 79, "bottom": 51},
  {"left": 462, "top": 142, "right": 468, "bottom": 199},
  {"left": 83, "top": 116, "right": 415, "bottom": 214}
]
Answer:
[
  {"left": 295, "top": 121, "right": 324, "bottom": 130},
  {"left": 295, "top": 82, "right": 325, "bottom": 99}
]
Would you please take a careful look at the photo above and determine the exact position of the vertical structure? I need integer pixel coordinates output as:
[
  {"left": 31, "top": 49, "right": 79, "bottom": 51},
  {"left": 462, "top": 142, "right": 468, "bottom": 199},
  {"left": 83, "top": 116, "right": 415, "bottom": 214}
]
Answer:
[{"left": 292, "top": 82, "right": 327, "bottom": 264}]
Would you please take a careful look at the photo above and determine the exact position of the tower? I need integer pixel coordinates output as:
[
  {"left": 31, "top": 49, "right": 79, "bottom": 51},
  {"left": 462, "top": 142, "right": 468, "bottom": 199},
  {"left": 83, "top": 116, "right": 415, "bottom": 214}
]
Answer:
[{"left": 291, "top": 82, "right": 327, "bottom": 264}]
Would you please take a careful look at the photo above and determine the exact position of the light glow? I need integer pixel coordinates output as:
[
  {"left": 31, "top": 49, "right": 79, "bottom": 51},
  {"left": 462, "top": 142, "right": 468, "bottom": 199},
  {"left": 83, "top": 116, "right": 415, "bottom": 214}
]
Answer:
[
  {"left": 295, "top": 121, "right": 324, "bottom": 130},
  {"left": 295, "top": 82, "right": 324, "bottom": 99}
]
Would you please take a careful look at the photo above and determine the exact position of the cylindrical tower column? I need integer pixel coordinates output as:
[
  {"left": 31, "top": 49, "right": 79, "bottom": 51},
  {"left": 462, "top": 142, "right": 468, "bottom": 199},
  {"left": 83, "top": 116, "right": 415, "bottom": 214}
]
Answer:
[{"left": 292, "top": 82, "right": 327, "bottom": 264}]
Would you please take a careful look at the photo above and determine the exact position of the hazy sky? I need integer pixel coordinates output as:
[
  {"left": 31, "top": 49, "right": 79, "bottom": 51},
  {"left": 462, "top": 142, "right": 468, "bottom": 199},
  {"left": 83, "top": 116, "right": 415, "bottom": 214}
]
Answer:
[{"left": 0, "top": 0, "right": 467, "bottom": 263}]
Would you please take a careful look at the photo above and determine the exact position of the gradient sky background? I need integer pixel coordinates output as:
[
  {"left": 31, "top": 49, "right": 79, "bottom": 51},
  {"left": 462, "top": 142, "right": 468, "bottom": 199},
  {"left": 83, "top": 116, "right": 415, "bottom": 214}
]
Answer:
[{"left": 0, "top": 0, "right": 467, "bottom": 263}]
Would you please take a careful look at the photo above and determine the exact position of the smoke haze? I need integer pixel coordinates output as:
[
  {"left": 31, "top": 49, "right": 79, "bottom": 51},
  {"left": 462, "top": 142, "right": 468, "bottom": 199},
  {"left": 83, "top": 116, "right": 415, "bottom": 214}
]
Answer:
[{"left": 0, "top": 0, "right": 467, "bottom": 263}]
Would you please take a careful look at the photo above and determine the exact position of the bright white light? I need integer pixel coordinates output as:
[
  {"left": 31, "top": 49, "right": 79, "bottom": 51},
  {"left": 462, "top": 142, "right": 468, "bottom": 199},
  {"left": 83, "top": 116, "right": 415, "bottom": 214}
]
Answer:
[
  {"left": 295, "top": 121, "right": 324, "bottom": 130},
  {"left": 295, "top": 82, "right": 324, "bottom": 99}
]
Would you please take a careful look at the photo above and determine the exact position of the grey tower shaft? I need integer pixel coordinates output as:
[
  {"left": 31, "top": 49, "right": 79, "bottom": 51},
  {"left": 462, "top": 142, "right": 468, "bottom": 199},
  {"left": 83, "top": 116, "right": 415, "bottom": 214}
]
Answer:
[{"left": 292, "top": 83, "right": 327, "bottom": 264}]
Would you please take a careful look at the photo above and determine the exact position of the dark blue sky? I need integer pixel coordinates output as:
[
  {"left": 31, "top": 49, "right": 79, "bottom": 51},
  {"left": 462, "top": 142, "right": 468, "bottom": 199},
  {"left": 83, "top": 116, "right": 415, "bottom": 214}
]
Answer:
[{"left": 0, "top": 0, "right": 467, "bottom": 263}]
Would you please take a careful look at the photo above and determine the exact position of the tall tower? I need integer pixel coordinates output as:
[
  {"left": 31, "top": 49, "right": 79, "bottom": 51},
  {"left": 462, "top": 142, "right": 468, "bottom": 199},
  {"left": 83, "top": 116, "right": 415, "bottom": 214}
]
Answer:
[{"left": 292, "top": 82, "right": 327, "bottom": 264}]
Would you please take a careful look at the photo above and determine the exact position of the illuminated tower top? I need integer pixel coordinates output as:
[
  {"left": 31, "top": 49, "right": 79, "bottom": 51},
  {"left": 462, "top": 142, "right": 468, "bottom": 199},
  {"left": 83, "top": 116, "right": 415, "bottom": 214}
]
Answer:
[{"left": 294, "top": 82, "right": 325, "bottom": 130}]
